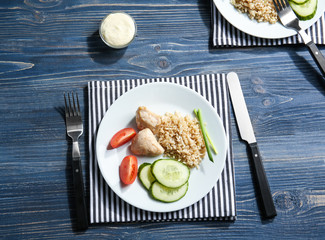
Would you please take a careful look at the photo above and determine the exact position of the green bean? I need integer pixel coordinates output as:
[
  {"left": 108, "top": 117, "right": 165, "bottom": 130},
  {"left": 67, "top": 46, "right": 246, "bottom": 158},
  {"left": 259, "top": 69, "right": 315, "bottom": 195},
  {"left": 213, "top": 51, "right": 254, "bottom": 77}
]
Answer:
[
  {"left": 194, "top": 109, "right": 218, "bottom": 154},
  {"left": 194, "top": 109, "right": 214, "bottom": 162}
]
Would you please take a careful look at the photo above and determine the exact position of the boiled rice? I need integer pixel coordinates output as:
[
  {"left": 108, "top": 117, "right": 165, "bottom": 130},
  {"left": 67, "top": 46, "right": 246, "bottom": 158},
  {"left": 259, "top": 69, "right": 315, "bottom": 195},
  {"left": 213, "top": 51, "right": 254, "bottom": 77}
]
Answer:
[
  {"left": 231, "top": 0, "right": 278, "bottom": 24},
  {"left": 157, "top": 112, "right": 206, "bottom": 168}
]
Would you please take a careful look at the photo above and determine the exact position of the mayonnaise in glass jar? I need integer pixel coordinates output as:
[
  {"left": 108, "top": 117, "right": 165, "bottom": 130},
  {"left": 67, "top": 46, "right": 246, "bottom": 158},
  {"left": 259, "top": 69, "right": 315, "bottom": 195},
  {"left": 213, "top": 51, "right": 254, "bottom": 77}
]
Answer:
[{"left": 99, "top": 12, "right": 137, "bottom": 49}]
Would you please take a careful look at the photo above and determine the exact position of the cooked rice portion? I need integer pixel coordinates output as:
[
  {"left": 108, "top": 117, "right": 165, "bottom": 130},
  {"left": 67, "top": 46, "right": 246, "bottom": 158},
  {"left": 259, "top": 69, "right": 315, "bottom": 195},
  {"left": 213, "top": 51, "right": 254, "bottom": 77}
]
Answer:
[
  {"left": 157, "top": 112, "right": 206, "bottom": 168},
  {"left": 231, "top": 0, "right": 278, "bottom": 24}
]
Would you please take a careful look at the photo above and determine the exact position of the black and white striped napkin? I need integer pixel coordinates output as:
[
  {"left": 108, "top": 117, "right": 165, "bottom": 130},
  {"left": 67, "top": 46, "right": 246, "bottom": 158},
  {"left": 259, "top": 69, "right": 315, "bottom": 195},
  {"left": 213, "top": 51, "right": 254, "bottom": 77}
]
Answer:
[
  {"left": 88, "top": 73, "right": 236, "bottom": 223},
  {"left": 211, "top": 1, "right": 325, "bottom": 47}
]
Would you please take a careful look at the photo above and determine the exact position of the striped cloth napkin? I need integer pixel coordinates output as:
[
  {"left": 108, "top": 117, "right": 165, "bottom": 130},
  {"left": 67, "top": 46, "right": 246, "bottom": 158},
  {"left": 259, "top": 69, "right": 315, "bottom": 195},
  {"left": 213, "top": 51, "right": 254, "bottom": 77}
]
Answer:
[
  {"left": 88, "top": 73, "right": 236, "bottom": 223},
  {"left": 211, "top": 1, "right": 325, "bottom": 47}
]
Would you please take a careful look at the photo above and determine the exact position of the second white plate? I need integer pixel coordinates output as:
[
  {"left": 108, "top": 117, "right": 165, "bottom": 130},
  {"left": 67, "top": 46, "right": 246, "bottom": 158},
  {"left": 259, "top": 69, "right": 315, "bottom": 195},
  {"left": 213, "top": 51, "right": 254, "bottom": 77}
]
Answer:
[{"left": 213, "top": 0, "right": 325, "bottom": 39}]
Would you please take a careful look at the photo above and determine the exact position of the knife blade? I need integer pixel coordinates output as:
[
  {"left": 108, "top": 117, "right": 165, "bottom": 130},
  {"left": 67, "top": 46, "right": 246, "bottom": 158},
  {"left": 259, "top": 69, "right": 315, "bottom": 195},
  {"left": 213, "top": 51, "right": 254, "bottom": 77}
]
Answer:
[{"left": 227, "top": 72, "right": 277, "bottom": 219}]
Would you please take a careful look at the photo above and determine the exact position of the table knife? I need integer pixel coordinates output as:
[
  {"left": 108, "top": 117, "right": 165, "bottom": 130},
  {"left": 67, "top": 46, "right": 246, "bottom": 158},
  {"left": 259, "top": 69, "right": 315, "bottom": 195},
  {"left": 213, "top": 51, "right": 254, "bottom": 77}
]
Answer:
[{"left": 227, "top": 72, "right": 277, "bottom": 219}]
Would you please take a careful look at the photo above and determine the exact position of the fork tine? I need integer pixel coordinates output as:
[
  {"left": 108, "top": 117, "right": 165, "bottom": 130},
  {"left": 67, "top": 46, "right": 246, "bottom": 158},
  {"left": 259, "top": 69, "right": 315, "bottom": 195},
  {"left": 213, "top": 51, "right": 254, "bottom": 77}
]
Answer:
[
  {"left": 282, "top": 0, "right": 290, "bottom": 8},
  {"left": 273, "top": 0, "right": 279, "bottom": 13},
  {"left": 71, "top": 92, "right": 76, "bottom": 116},
  {"left": 273, "top": 0, "right": 282, "bottom": 13},
  {"left": 71, "top": 92, "right": 81, "bottom": 116},
  {"left": 64, "top": 92, "right": 81, "bottom": 117},
  {"left": 68, "top": 92, "right": 75, "bottom": 116},
  {"left": 273, "top": 0, "right": 292, "bottom": 17},
  {"left": 65, "top": 92, "right": 73, "bottom": 117},
  {"left": 281, "top": 0, "right": 290, "bottom": 9},
  {"left": 64, "top": 93, "right": 70, "bottom": 117},
  {"left": 75, "top": 93, "right": 81, "bottom": 116}
]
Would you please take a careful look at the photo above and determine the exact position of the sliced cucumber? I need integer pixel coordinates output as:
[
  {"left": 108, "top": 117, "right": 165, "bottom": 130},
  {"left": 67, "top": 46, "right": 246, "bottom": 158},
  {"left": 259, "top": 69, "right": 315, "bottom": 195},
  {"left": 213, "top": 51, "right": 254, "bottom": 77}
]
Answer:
[
  {"left": 151, "top": 159, "right": 190, "bottom": 188},
  {"left": 150, "top": 181, "right": 189, "bottom": 203},
  {"left": 290, "top": 0, "right": 309, "bottom": 4},
  {"left": 140, "top": 159, "right": 191, "bottom": 203},
  {"left": 138, "top": 163, "right": 155, "bottom": 190},
  {"left": 289, "top": 0, "right": 318, "bottom": 21}
]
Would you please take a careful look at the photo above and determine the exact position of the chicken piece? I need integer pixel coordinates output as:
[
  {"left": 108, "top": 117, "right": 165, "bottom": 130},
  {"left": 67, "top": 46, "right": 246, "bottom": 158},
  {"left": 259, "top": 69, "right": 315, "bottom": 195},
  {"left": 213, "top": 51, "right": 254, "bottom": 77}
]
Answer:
[
  {"left": 130, "top": 128, "right": 164, "bottom": 156},
  {"left": 136, "top": 106, "right": 161, "bottom": 135}
]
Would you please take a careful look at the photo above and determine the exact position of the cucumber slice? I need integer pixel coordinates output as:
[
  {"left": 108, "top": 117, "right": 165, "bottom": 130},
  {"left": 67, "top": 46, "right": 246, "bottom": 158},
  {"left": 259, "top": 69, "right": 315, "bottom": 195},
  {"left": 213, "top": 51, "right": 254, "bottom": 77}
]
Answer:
[
  {"left": 289, "top": 0, "right": 318, "bottom": 21},
  {"left": 290, "top": 0, "right": 309, "bottom": 5},
  {"left": 138, "top": 163, "right": 155, "bottom": 190},
  {"left": 150, "top": 181, "right": 189, "bottom": 203},
  {"left": 138, "top": 162, "right": 151, "bottom": 173},
  {"left": 151, "top": 159, "right": 190, "bottom": 188}
]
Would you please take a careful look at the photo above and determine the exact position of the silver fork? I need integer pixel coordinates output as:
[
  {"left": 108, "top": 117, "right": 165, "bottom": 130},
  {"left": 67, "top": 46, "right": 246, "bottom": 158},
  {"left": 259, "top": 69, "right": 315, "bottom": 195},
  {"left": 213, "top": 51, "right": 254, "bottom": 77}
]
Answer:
[
  {"left": 273, "top": 0, "right": 325, "bottom": 77},
  {"left": 64, "top": 92, "right": 88, "bottom": 230}
]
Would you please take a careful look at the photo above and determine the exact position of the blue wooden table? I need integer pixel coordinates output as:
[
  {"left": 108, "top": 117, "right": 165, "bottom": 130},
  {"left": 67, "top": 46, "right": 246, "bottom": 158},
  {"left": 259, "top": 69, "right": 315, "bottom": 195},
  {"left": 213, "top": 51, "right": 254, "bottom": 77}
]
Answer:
[{"left": 0, "top": 0, "right": 324, "bottom": 239}]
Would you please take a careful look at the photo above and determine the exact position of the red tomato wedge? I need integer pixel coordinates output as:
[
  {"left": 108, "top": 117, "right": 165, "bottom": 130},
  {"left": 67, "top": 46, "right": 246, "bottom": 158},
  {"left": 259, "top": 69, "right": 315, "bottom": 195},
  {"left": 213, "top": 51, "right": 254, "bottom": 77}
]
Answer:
[
  {"left": 119, "top": 155, "right": 138, "bottom": 185},
  {"left": 109, "top": 128, "right": 136, "bottom": 149}
]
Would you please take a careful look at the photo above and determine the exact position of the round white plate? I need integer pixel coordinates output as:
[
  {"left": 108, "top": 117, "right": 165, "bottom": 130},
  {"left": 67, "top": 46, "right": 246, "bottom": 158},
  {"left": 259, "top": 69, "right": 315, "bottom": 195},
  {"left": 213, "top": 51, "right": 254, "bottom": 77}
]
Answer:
[
  {"left": 96, "top": 82, "right": 228, "bottom": 212},
  {"left": 213, "top": 0, "right": 325, "bottom": 39}
]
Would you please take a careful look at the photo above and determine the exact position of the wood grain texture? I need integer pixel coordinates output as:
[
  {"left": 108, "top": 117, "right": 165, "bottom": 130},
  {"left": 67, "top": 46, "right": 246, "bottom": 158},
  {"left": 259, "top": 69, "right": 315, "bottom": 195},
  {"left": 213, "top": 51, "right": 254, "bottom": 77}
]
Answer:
[{"left": 0, "top": 0, "right": 324, "bottom": 239}]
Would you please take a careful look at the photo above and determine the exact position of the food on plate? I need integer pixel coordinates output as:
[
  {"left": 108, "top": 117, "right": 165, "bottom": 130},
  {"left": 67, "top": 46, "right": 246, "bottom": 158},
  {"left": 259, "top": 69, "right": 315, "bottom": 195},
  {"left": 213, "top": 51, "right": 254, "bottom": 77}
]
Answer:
[
  {"left": 231, "top": 0, "right": 278, "bottom": 24},
  {"left": 133, "top": 106, "right": 208, "bottom": 168},
  {"left": 139, "top": 159, "right": 190, "bottom": 203},
  {"left": 110, "top": 106, "right": 210, "bottom": 169},
  {"left": 157, "top": 111, "right": 206, "bottom": 168},
  {"left": 194, "top": 109, "right": 218, "bottom": 154},
  {"left": 138, "top": 163, "right": 156, "bottom": 190},
  {"left": 150, "top": 181, "right": 189, "bottom": 203},
  {"left": 290, "top": 0, "right": 317, "bottom": 21},
  {"left": 109, "top": 105, "right": 218, "bottom": 203},
  {"left": 136, "top": 106, "right": 161, "bottom": 135},
  {"left": 109, "top": 128, "right": 136, "bottom": 149},
  {"left": 119, "top": 155, "right": 138, "bottom": 185},
  {"left": 151, "top": 159, "right": 190, "bottom": 188},
  {"left": 130, "top": 128, "right": 164, "bottom": 156},
  {"left": 194, "top": 109, "right": 215, "bottom": 162},
  {"left": 230, "top": 0, "right": 317, "bottom": 24}
]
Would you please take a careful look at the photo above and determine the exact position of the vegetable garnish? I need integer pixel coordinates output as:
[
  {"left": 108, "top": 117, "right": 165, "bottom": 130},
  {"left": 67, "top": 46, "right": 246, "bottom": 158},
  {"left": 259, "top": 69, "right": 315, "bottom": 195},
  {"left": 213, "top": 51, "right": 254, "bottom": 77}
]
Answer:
[
  {"left": 194, "top": 109, "right": 218, "bottom": 155},
  {"left": 119, "top": 155, "right": 138, "bottom": 185},
  {"left": 194, "top": 109, "right": 216, "bottom": 162},
  {"left": 138, "top": 159, "right": 190, "bottom": 203},
  {"left": 109, "top": 128, "right": 136, "bottom": 149}
]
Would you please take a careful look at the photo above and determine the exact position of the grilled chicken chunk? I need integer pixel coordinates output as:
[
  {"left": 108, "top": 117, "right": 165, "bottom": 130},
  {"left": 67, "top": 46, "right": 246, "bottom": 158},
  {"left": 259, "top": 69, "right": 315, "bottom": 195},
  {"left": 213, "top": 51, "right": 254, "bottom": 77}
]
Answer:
[
  {"left": 130, "top": 128, "right": 164, "bottom": 156},
  {"left": 136, "top": 106, "right": 161, "bottom": 135}
]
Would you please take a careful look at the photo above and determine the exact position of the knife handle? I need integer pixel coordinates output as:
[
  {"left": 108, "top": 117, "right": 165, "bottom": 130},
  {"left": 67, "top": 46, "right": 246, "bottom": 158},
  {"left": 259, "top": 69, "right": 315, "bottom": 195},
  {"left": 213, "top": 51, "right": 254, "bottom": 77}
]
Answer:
[
  {"left": 72, "top": 157, "right": 88, "bottom": 230},
  {"left": 306, "top": 41, "right": 325, "bottom": 77},
  {"left": 248, "top": 142, "right": 277, "bottom": 219}
]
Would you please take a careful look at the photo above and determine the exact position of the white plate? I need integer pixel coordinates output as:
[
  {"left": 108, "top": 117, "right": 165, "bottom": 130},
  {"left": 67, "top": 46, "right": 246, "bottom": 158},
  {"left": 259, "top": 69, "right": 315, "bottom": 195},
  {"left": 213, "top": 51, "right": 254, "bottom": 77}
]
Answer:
[
  {"left": 213, "top": 0, "right": 325, "bottom": 39},
  {"left": 96, "top": 82, "right": 228, "bottom": 212}
]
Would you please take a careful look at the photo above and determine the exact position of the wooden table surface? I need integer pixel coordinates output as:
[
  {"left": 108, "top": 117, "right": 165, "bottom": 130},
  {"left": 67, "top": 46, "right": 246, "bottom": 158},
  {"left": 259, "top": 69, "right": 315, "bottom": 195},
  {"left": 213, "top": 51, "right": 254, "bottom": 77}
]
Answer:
[{"left": 0, "top": 0, "right": 324, "bottom": 239}]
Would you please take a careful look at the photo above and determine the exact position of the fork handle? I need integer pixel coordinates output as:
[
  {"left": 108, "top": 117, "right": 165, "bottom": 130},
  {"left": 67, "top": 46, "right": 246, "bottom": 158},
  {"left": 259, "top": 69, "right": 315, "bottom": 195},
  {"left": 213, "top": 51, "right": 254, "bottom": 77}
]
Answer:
[
  {"left": 72, "top": 157, "right": 88, "bottom": 230},
  {"left": 306, "top": 41, "right": 325, "bottom": 77}
]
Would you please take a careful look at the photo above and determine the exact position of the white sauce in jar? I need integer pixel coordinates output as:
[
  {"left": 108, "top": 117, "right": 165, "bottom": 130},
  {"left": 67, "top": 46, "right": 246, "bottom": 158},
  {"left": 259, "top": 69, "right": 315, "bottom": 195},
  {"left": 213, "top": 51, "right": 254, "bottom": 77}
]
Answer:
[{"left": 100, "top": 12, "right": 136, "bottom": 49}]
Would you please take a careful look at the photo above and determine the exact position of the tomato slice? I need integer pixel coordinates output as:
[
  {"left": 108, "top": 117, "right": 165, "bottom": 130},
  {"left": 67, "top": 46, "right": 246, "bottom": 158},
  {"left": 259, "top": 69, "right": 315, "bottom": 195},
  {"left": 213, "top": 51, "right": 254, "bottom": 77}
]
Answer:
[
  {"left": 109, "top": 128, "right": 136, "bottom": 149},
  {"left": 119, "top": 155, "right": 138, "bottom": 185}
]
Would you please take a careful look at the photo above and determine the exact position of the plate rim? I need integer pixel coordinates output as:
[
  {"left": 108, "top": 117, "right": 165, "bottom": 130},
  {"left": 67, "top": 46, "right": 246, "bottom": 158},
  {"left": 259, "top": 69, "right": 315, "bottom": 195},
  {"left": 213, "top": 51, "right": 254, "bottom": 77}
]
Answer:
[
  {"left": 95, "top": 81, "right": 228, "bottom": 213},
  {"left": 213, "top": 0, "right": 325, "bottom": 39}
]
